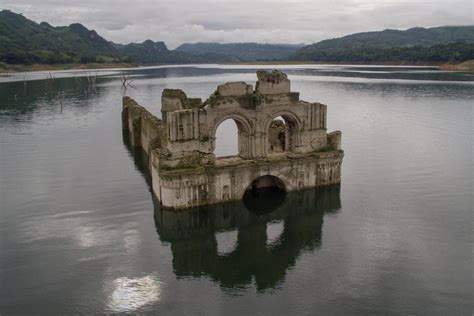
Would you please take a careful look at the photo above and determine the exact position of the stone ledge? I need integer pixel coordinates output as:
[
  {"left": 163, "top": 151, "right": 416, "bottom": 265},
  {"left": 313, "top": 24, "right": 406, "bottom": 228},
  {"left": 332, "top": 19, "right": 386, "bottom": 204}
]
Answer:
[{"left": 159, "top": 150, "right": 344, "bottom": 176}]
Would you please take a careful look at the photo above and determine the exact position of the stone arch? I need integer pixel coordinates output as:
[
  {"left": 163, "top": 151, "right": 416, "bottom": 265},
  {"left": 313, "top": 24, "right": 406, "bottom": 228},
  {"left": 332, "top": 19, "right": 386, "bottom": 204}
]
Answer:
[
  {"left": 240, "top": 174, "right": 288, "bottom": 212},
  {"left": 244, "top": 175, "right": 287, "bottom": 196},
  {"left": 264, "top": 110, "right": 303, "bottom": 154},
  {"left": 210, "top": 113, "right": 253, "bottom": 158}
]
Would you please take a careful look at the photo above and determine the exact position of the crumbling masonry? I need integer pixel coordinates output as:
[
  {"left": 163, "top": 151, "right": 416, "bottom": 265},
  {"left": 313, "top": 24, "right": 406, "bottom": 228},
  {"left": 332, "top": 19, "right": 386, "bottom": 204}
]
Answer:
[{"left": 122, "top": 70, "right": 344, "bottom": 209}]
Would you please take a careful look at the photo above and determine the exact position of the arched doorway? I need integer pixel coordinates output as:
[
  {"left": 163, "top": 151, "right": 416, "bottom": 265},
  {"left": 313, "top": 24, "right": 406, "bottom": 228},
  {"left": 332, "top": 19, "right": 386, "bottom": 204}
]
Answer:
[
  {"left": 243, "top": 175, "right": 287, "bottom": 213},
  {"left": 267, "top": 113, "right": 300, "bottom": 154},
  {"left": 211, "top": 115, "right": 252, "bottom": 159},
  {"left": 214, "top": 119, "right": 239, "bottom": 157}
]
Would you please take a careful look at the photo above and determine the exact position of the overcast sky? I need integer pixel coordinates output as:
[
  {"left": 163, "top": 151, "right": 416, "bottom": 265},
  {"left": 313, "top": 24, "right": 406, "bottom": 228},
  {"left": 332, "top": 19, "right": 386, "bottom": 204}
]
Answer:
[{"left": 1, "top": 0, "right": 473, "bottom": 48}]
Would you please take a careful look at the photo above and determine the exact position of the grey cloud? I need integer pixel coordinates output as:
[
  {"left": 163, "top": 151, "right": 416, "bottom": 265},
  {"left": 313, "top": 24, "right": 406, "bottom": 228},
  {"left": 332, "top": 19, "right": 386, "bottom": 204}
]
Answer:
[{"left": 0, "top": 0, "right": 472, "bottom": 48}]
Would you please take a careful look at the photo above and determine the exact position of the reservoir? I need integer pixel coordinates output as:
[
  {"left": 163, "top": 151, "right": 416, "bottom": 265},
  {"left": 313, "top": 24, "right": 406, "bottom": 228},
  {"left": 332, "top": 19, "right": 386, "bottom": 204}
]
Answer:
[{"left": 0, "top": 64, "right": 472, "bottom": 314}]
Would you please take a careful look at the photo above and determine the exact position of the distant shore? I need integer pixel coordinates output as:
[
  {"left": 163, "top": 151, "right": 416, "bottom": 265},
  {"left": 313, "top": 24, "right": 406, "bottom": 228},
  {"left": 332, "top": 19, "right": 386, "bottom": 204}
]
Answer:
[
  {"left": 229, "top": 60, "right": 474, "bottom": 70},
  {"left": 438, "top": 60, "right": 474, "bottom": 71},
  {"left": 1, "top": 60, "right": 473, "bottom": 75},
  {"left": 0, "top": 62, "right": 137, "bottom": 75}
]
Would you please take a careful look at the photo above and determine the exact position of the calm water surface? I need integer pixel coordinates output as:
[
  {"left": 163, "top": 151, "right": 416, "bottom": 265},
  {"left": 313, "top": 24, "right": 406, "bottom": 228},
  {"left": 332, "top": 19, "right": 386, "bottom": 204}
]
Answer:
[{"left": 0, "top": 65, "right": 473, "bottom": 315}]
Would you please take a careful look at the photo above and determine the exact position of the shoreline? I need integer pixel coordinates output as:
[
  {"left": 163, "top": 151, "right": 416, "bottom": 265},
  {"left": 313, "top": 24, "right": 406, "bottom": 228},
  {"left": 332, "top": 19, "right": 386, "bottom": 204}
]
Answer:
[
  {"left": 1, "top": 60, "right": 473, "bottom": 75},
  {"left": 0, "top": 62, "right": 138, "bottom": 74},
  {"left": 438, "top": 60, "right": 474, "bottom": 71}
]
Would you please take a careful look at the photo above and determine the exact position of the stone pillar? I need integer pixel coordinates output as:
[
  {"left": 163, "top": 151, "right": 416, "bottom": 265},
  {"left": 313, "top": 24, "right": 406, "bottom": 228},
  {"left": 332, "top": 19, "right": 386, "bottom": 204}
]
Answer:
[{"left": 328, "top": 131, "right": 342, "bottom": 150}]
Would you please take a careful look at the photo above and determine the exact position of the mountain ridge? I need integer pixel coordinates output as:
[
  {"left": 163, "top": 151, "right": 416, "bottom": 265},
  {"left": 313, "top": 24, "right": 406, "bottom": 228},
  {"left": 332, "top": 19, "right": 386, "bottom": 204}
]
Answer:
[
  {"left": 1, "top": 10, "right": 473, "bottom": 66},
  {"left": 0, "top": 10, "right": 121, "bottom": 64},
  {"left": 175, "top": 42, "right": 305, "bottom": 61},
  {"left": 290, "top": 25, "right": 474, "bottom": 62}
]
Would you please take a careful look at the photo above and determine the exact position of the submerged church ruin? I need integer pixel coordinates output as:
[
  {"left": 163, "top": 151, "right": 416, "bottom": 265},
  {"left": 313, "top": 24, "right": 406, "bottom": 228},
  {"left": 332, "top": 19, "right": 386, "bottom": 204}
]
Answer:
[{"left": 122, "top": 70, "right": 343, "bottom": 209}]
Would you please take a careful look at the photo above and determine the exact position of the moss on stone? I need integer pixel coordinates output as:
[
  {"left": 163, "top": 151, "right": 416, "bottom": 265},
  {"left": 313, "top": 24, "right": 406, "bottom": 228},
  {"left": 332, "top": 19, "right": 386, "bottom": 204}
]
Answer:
[
  {"left": 186, "top": 98, "right": 203, "bottom": 109},
  {"left": 160, "top": 164, "right": 200, "bottom": 171},
  {"left": 200, "top": 136, "right": 210, "bottom": 143},
  {"left": 318, "top": 145, "right": 333, "bottom": 152},
  {"left": 162, "top": 89, "right": 187, "bottom": 100},
  {"left": 162, "top": 89, "right": 203, "bottom": 109}
]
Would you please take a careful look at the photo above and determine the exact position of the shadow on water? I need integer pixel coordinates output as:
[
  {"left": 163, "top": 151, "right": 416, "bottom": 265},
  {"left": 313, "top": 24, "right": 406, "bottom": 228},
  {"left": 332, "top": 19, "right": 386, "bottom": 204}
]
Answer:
[
  {"left": 243, "top": 188, "right": 287, "bottom": 214},
  {"left": 154, "top": 186, "right": 340, "bottom": 291},
  {"left": 122, "top": 131, "right": 153, "bottom": 189},
  {"left": 123, "top": 121, "right": 342, "bottom": 291}
]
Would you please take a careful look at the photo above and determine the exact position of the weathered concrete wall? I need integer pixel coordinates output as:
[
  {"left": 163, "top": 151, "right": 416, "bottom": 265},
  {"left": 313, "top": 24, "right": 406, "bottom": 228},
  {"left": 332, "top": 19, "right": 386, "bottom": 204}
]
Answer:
[
  {"left": 151, "top": 151, "right": 343, "bottom": 208},
  {"left": 122, "top": 70, "right": 344, "bottom": 210},
  {"left": 123, "top": 97, "right": 165, "bottom": 154},
  {"left": 152, "top": 70, "right": 332, "bottom": 164},
  {"left": 328, "top": 131, "right": 342, "bottom": 150},
  {"left": 255, "top": 69, "right": 291, "bottom": 94},
  {"left": 216, "top": 82, "right": 253, "bottom": 96}
]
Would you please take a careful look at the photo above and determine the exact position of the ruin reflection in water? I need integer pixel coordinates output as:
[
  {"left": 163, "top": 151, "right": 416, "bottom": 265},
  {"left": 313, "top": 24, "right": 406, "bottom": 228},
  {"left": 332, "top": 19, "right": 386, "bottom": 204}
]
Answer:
[
  {"left": 154, "top": 186, "right": 340, "bottom": 291},
  {"left": 124, "top": 132, "right": 341, "bottom": 291}
]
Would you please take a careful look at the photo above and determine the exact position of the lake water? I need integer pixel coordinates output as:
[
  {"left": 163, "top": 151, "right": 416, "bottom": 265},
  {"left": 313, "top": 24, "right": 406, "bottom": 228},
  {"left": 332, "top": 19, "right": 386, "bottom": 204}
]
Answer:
[{"left": 0, "top": 64, "right": 472, "bottom": 315}]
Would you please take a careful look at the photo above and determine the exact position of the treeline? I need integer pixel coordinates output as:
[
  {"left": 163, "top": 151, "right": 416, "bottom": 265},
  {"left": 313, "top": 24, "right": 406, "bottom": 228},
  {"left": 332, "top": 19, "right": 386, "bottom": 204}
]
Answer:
[
  {"left": 290, "top": 42, "right": 474, "bottom": 64},
  {"left": 175, "top": 43, "right": 304, "bottom": 61},
  {"left": 0, "top": 50, "right": 131, "bottom": 65},
  {"left": 0, "top": 10, "right": 126, "bottom": 65},
  {"left": 1, "top": 9, "right": 474, "bottom": 66}
]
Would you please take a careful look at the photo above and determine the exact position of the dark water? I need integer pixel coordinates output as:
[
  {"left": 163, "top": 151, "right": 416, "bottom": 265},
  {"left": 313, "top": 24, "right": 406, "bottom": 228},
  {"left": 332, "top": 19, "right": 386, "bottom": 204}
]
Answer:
[{"left": 0, "top": 65, "right": 472, "bottom": 315}]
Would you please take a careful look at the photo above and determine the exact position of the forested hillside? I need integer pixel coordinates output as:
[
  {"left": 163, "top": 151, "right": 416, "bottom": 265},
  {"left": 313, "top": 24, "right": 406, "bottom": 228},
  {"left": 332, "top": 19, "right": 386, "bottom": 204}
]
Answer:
[
  {"left": 1, "top": 10, "right": 473, "bottom": 67},
  {"left": 0, "top": 10, "right": 124, "bottom": 64},
  {"left": 0, "top": 10, "right": 237, "bottom": 65},
  {"left": 175, "top": 43, "right": 304, "bottom": 61},
  {"left": 290, "top": 26, "right": 474, "bottom": 63},
  {"left": 114, "top": 40, "right": 237, "bottom": 64}
]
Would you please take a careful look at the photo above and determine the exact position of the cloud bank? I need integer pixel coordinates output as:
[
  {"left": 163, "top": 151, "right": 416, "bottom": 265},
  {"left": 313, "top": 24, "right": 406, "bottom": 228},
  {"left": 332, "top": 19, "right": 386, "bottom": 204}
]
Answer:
[{"left": 1, "top": 0, "right": 472, "bottom": 48}]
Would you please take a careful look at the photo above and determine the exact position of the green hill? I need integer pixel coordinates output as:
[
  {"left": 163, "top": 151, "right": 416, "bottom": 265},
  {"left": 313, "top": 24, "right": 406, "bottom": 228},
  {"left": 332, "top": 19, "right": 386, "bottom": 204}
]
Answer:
[
  {"left": 114, "top": 40, "right": 182, "bottom": 64},
  {"left": 0, "top": 10, "right": 123, "bottom": 64},
  {"left": 115, "top": 40, "right": 237, "bottom": 64},
  {"left": 1, "top": 10, "right": 473, "bottom": 67},
  {"left": 0, "top": 10, "right": 237, "bottom": 65},
  {"left": 291, "top": 26, "right": 474, "bottom": 63},
  {"left": 175, "top": 42, "right": 304, "bottom": 61}
]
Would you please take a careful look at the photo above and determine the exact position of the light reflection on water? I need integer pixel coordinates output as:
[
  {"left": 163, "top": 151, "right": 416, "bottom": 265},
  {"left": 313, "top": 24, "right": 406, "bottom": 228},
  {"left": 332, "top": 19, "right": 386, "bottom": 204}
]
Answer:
[
  {"left": 266, "top": 221, "right": 285, "bottom": 248},
  {"left": 215, "top": 230, "right": 239, "bottom": 255},
  {"left": 107, "top": 275, "right": 162, "bottom": 313},
  {"left": 0, "top": 64, "right": 472, "bottom": 315}
]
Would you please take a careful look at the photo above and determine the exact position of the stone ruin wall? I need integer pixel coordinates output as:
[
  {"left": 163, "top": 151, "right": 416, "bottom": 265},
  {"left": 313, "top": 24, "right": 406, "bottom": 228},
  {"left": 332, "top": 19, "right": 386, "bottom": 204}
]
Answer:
[
  {"left": 122, "top": 70, "right": 344, "bottom": 209},
  {"left": 152, "top": 155, "right": 343, "bottom": 209}
]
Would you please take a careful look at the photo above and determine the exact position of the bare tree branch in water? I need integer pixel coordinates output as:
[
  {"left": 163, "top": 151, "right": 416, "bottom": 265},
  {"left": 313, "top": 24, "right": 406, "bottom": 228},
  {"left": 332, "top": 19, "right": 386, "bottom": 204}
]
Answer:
[
  {"left": 22, "top": 74, "right": 27, "bottom": 95},
  {"left": 45, "top": 73, "right": 55, "bottom": 99},
  {"left": 56, "top": 92, "right": 64, "bottom": 114},
  {"left": 120, "top": 73, "right": 136, "bottom": 96},
  {"left": 85, "top": 72, "right": 97, "bottom": 87}
]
